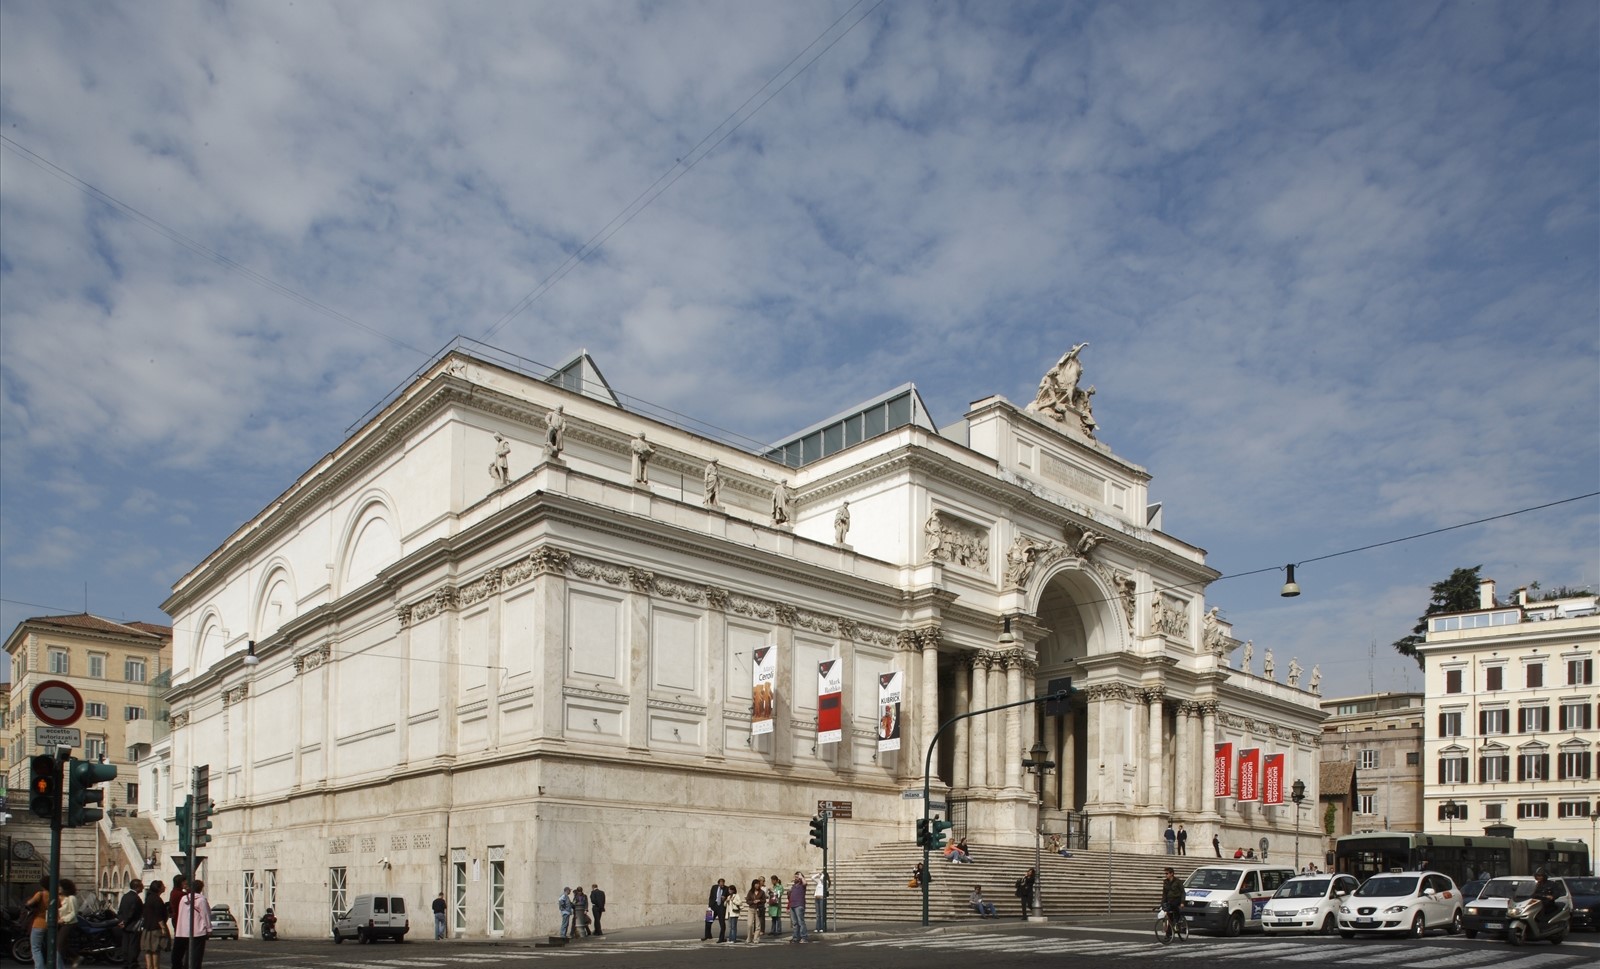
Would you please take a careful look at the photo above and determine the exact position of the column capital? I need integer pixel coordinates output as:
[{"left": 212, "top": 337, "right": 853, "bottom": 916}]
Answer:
[{"left": 1141, "top": 686, "right": 1166, "bottom": 704}]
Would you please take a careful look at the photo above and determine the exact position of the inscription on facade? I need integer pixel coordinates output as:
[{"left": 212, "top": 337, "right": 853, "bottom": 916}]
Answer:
[{"left": 1040, "top": 452, "right": 1104, "bottom": 500}]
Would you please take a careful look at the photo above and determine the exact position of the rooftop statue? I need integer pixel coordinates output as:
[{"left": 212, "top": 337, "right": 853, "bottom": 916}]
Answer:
[{"left": 1026, "top": 343, "right": 1098, "bottom": 438}]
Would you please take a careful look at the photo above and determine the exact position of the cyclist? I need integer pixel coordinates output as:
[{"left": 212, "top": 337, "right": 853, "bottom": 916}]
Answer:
[{"left": 1160, "top": 867, "right": 1187, "bottom": 934}]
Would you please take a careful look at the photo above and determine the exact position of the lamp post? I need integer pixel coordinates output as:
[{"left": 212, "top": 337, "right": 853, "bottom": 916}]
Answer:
[
  {"left": 1444, "top": 799, "right": 1458, "bottom": 836},
  {"left": 1021, "top": 738, "right": 1055, "bottom": 921},
  {"left": 1290, "top": 779, "right": 1306, "bottom": 870}
]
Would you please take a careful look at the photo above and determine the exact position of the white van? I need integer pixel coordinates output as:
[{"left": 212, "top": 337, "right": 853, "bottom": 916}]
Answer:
[
  {"left": 333, "top": 894, "right": 410, "bottom": 944},
  {"left": 1181, "top": 864, "right": 1296, "bottom": 935}
]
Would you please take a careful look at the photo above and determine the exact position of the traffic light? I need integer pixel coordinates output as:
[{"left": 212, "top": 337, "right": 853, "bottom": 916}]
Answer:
[
  {"left": 176, "top": 797, "right": 192, "bottom": 854},
  {"left": 193, "top": 797, "right": 215, "bottom": 848},
  {"left": 808, "top": 814, "right": 828, "bottom": 850},
  {"left": 29, "top": 755, "right": 59, "bottom": 820},
  {"left": 915, "top": 817, "right": 929, "bottom": 848},
  {"left": 930, "top": 817, "right": 953, "bottom": 850},
  {"left": 66, "top": 758, "right": 118, "bottom": 827}
]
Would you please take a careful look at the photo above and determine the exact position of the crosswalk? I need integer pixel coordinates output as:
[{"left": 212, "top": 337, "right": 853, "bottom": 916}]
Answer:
[
  {"left": 831, "top": 932, "right": 1599, "bottom": 969},
  {"left": 316, "top": 954, "right": 588, "bottom": 968}
]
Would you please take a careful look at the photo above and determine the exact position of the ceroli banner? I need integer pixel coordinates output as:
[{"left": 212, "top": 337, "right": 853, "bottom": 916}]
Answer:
[
  {"left": 1237, "top": 747, "right": 1262, "bottom": 801},
  {"left": 751, "top": 645, "right": 776, "bottom": 736},
  {"left": 816, "top": 660, "right": 842, "bottom": 745},
  {"left": 1213, "top": 742, "right": 1233, "bottom": 797},
  {"left": 1261, "top": 753, "right": 1285, "bottom": 805},
  {"left": 877, "top": 671, "right": 902, "bottom": 752}
]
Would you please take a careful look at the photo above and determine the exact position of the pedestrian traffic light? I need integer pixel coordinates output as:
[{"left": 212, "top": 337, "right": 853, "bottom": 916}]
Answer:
[
  {"left": 915, "top": 817, "right": 929, "bottom": 848},
  {"left": 930, "top": 817, "right": 953, "bottom": 850},
  {"left": 808, "top": 814, "right": 828, "bottom": 850},
  {"left": 29, "top": 755, "right": 59, "bottom": 820},
  {"left": 66, "top": 758, "right": 118, "bottom": 827},
  {"left": 193, "top": 797, "right": 215, "bottom": 848},
  {"left": 176, "top": 797, "right": 192, "bottom": 855}
]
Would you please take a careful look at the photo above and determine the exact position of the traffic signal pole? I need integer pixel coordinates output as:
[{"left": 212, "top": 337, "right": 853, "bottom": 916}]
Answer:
[
  {"left": 920, "top": 690, "right": 1070, "bottom": 926},
  {"left": 44, "top": 746, "right": 69, "bottom": 969}
]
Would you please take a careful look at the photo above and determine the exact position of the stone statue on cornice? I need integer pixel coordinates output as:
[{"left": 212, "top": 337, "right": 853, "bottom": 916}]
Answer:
[
  {"left": 631, "top": 433, "right": 654, "bottom": 484},
  {"left": 489, "top": 433, "right": 511, "bottom": 488},
  {"left": 1026, "top": 343, "right": 1099, "bottom": 438},
  {"left": 771, "top": 479, "right": 792, "bottom": 526},
  {"left": 704, "top": 459, "right": 722, "bottom": 507},
  {"left": 544, "top": 405, "right": 566, "bottom": 459},
  {"left": 834, "top": 501, "right": 850, "bottom": 544}
]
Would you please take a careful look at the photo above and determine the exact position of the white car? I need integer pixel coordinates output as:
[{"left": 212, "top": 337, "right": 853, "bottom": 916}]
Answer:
[
  {"left": 1338, "top": 871, "right": 1463, "bottom": 938},
  {"left": 1262, "top": 873, "right": 1360, "bottom": 934}
]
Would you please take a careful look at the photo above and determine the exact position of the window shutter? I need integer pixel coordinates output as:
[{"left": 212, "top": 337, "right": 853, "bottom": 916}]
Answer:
[
  {"left": 1540, "top": 753, "right": 1549, "bottom": 779},
  {"left": 1517, "top": 757, "right": 1527, "bottom": 782},
  {"left": 1438, "top": 759, "right": 1447, "bottom": 783},
  {"left": 1518, "top": 708, "right": 1527, "bottom": 732},
  {"left": 1480, "top": 710, "right": 1489, "bottom": 734},
  {"left": 1584, "top": 752, "right": 1593, "bottom": 780},
  {"left": 1438, "top": 713, "right": 1447, "bottom": 736},
  {"left": 1587, "top": 659, "right": 1594, "bottom": 684},
  {"left": 1477, "top": 757, "right": 1486, "bottom": 782}
]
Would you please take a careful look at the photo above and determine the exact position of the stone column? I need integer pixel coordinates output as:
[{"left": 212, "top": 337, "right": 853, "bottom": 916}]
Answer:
[
  {"left": 1200, "top": 701, "right": 1218, "bottom": 811},
  {"left": 987, "top": 655, "right": 1005, "bottom": 791},
  {"left": 953, "top": 655, "right": 972, "bottom": 790},
  {"left": 1174, "top": 702, "right": 1194, "bottom": 815},
  {"left": 970, "top": 652, "right": 991, "bottom": 789},
  {"left": 919, "top": 627, "right": 941, "bottom": 778},
  {"left": 895, "top": 630, "right": 921, "bottom": 782},
  {"left": 1060, "top": 710, "right": 1076, "bottom": 810},
  {"left": 1004, "top": 649, "right": 1025, "bottom": 791}
]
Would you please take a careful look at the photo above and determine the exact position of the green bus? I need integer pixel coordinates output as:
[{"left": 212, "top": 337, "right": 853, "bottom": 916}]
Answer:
[{"left": 1334, "top": 832, "right": 1591, "bottom": 883}]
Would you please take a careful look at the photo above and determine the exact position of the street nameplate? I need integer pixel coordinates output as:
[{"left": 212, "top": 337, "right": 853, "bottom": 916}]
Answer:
[
  {"left": 901, "top": 789, "right": 925, "bottom": 799},
  {"left": 35, "top": 726, "right": 81, "bottom": 748},
  {"left": 817, "top": 799, "right": 853, "bottom": 818}
]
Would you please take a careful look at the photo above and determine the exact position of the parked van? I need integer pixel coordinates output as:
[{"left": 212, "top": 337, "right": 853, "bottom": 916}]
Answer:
[
  {"left": 1181, "top": 864, "right": 1296, "bottom": 935},
  {"left": 333, "top": 894, "right": 409, "bottom": 944}
]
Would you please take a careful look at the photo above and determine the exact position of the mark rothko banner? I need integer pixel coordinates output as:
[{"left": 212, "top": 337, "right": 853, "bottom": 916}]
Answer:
[
  {"left": 1237, "top": 747, "right": 1262, "bottom": 802},
  {"left": 1262, "top": 753, "right": 1285, "bottom": 805},
  {"left": 817, "top": 660, "right": 842, "bottom": 745},
  {"left": 751, "top": 645, "right": 776, "bottom": 736},
  {"left": 1213, "top": 742, "right": 1233, "bottom": 797},
  {"left": 877, "top": 671, "right": 902, "bottom": 753}
]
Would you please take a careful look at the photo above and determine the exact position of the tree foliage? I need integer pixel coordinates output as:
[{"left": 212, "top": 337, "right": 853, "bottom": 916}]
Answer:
[{"left": 1393, "top": 565, "right": 1484, "bottom": 667}]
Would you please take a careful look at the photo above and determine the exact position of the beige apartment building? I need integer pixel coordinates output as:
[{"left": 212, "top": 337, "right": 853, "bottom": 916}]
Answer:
[
  {"left": 1319, "top": 692, "right": 1425, "bottom": 839},
  {"left": 1419, "top": 579, "right": 1599, "bottom": 847},
  {"left": 4, "top": 614, "right": 172, "bottom": 815}
]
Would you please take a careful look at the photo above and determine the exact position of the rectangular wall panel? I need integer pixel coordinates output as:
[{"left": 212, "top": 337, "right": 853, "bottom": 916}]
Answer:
[
  {"left": 568, "top": 591, "right": 621, "bottom": 680},
  {"left": 726, "top": 623, "right": 766, "bottom": 702},
  {"left": 502, "top": 588, "right": 537, "bottom": 681},
  {"left": 459, "top": 607, "right": 490, "bottom": 695},
  {"left": 650, "top": 609, "right": 701, "bottom": 694}
]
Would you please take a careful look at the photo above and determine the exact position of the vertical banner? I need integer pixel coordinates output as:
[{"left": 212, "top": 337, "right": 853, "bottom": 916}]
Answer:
[
  {"left": 751, "top": 645, "right": 776, "bottom": 736},
  {"left": 816, "top": 660, "right": 842, "bottom": 744},
  {"left": 1261, "top": 753, "right": 1285, "bottom": 805},
  {"left": 1238, "top": 747, "right": 1261, "bottom": 802},
  {"left": 1213, "top": 742, "right": 1233, "bottom": 797},
  {"left": 877, "top": 671, "right": 902, "bottom": 752}
]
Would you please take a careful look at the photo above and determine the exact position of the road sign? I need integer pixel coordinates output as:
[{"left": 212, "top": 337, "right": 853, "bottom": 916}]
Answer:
[
  {"left": 34, "top": 727, "right": 81, "bottom": 749},
  {"left": 817, "top": 800, "right": 853, "bottom": 818},
  {"left": 30, "top": 680, "right": 85, "bottom": 728},
  {"left": 901, "top": 789, "right": 925, "bottom": 799}
]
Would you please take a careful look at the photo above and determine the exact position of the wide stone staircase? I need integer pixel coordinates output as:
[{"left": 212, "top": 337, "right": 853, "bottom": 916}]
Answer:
[{"left": 828, "top": 842, "right": 1211, "bottom": 924}]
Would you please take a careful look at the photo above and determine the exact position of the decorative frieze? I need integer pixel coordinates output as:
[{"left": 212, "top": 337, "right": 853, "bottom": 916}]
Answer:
[
  {"left": 222, "top": 684, "right": 249, "bottom": 707},
  {"left": 571, "top": 556, "right": 628, "bottom": 586},
  {"left": 774, "top": 603, "right": 798, "bottom": 627},
  {"left": 727, "top": 593, "right": 777, "bottom": 622},
  {"left": 1084, "top": 682, "right": 1132, "bottom": 702},
  {"left": 1150, "top": 594, "right": 1189, "bottom": 639},
  {"left": 705, "top": 586, "right": 729, "bottom": 611},
  {"left": 169, "top": 712, "right": 190, "bottom": 730},
  {"left": 459, "top": 567, "right": 502, "bottom": 606},
  {"left": 407, "top": 587, "right": 459, "bottom": 625},
  {"left": 294, "top": 644, "right": 332, "bottom": 674},
  {"left": 925, "top": 512, "right": 990, "bottom": 569},
  {"left": 628, "top": 568, "right": 656, "bottom": 594},
  {"left": 654, "top": 577, "right": 705, "bottom": 604}
]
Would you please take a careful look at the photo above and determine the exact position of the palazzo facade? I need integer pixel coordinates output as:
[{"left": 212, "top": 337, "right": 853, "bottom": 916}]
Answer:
[{"left": 147, "top": 346, "right": 1323, "bottom": 937}]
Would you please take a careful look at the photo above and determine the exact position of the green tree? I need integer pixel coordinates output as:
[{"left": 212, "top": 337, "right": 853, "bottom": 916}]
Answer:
[
  {"left": 1323, "top": 802, "right": 1336, "bottom": 836},
  {"left": 1393, "top": 565, "right": 1483, "bottom": 666}
]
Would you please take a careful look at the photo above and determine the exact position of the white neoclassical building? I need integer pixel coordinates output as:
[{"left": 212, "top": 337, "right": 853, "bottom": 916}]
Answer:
[{"left": 147, "top": 344, "right": 1323, "bottom": 936}]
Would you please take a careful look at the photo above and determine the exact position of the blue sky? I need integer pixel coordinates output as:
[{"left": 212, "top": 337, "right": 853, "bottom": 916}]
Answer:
[{"left": 1, "top": 0, "right": 1595, "bottom": 700}]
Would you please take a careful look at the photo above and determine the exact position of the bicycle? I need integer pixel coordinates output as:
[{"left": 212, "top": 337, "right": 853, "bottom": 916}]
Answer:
[{"left": 1154, "top": 906, "right": 1189, "bottom": 944}]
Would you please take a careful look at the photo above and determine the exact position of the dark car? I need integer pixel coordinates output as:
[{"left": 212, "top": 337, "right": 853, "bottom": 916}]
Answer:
[
  {"left": 210, "top": 903, "right": 239, "bottom": 940},
  {"left": 1567, "top": 877, "right": 1600, "bottom": 932}
]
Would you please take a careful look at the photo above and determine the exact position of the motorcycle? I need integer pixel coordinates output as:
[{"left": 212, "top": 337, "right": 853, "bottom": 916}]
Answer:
[
  {"left": 64, "top": 911, "right": 123, "bottom": 964},
  {"left": 261, "top": 911, "right": 279, "bottom": 941},
  {"left": 1505, "top": 896, "right": 1569, "bottom": 946}
]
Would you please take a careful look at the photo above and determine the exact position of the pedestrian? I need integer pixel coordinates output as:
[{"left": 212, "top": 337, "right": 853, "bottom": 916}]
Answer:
[
  {"left": 173, "top": 880, "right": 210, "bottom": 969},
  {"left": 909, "top": 862, "right": 924, "bottom": 887},
  {"left": 589, "top": 884, "right": 606, "bottom": 936},
  {"left": 572, "top": 885, "right": 591, "bottom": 937},
  {"left": 768, "top": 875, "right": 784, "bottom": 937},
  {"left": 1176, "top": 824, "right": 1188, "bottom": 856},
  {"left": 1164, "top": 824, "right": 1176, "bottom": 855},
  {"left": 432, "top": 893, "right": 447, "bottom": 940},
  {"left": 56, "top": 877, "right": 79, "bottom": 969},
  {"left": 746, "top": 879, "right": 766, "bottom": 943},
  {"left": 725, "top": 884, "right": 743, "bottom": 943},
  {"left": 167, "top": 874, "right": 188, "bottom": 969},
  {"left": 813, "top": 870, "right": 827, "bottom": 933},
  {"left": 117, "top": 879, "right": 145, "bottom": 969},
  {"left": 139, "top": 882, "right": 167, "bottom": 969},
  {"left": 558, "top": 887, "right": 573, "bottom": 939},
  {"left": 703, "top": 878, "right": 727, "bottom": 943},
  {"left": 1212, "top": 834, "right": 1221, "bottom": 858},
  {"left": 1233, "top": 847, "right": 1244, "bottom": 859},
  {"left": 1015, "top": 867, "right": 1037, "bottom": 920},
  {"left": 969, "top": 886, "right": 996, "bottom": 918},
  {"left": 25, "top": 875, "right": 49, "bottom": 969},
  {"left": 787, "top": 872, "right": 809, "bottom": 943}
]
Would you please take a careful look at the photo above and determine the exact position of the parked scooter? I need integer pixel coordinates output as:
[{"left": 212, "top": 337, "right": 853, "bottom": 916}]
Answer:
[
  {"left": 261, "top": 909, "right": 279, "bottom": 941},
  {"left": 1506, "top": 895, "right": 1569, "bottom": 945}
]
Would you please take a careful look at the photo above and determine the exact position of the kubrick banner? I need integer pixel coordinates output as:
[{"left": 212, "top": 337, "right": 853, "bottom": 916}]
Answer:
[
  {"left": 1237, "top": 747, "right": 1262, "bottom": 801},
  {"left": 817, "top": 660, "right": 843, "bottom": 745},
  {"left": 1213, "top": 742, "right": 1233, "bottom": 797},
  {"left": 877, "top": 671, "right": 902, "bottom": 752},
  {"left": 1261, "top": 753, "right": 1285, "bottom": 805},
  {"left": 751, "top": 645, "right": 776, "bottom": 736}
]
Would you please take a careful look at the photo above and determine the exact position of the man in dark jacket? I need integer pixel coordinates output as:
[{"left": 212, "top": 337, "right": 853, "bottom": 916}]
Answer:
[
  {"left": 589, "top": 884, "right": 606, "bottom": 935},
  {"left": 1015, "top": 868, "right": 1037, "bottom": 920},
  {"left": 703, "top": 879, "right": 727, "bottom": 942},
  {"left": 117, "top": 879, "right": 144, "bottom": 969}
]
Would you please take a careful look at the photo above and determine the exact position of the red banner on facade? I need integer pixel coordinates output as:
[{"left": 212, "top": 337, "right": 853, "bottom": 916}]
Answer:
[
  {"left": 816, "top": 660, "right": 842, "bottom": 744},
  {"left": 1237, "top": 748, "right": 1261, "bottom": 801},
  {"left": 1213, "top": 742, "right": 1233, "bottom": 798},
  {"left": 1261, "top": 752, "right": 1285, "bottom": 805}
]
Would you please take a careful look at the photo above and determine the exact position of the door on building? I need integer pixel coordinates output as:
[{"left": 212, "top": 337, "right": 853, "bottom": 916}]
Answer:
[
  {"left": 328, "top": 867, "right": 348, "bottom": 932},
  {"left": 452, "top": 850, "right": 468, "bottom": 935}
]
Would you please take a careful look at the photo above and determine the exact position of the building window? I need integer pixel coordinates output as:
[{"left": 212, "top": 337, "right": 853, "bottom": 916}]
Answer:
[
  {"left": 88, "top": 653, "right": 106, "bottom": 679},
  {"left": 1517, "top": 801, "right": 1550, "bottom": 820},
  {"left": 1526, "top": 663, "right": 1544, "bottom": 688},
  {"left": 49, "top": 649, "right": 69, "bottom": 674},
  {"left": 1439, "top": 802, "right": 1469, "bottom": 821},
  {"left": 86, "top": 736, "right": 107, "bottom": 760},
  {"left": 124, "top": 706, "right": 144, "bottom": 721},
  {"left": 1559, "top": 702, "right": 1592, "bottom": 731},
  {"left": 1557, "top": 800, "right": 1592, "bottom": 819},
  {"left": 1406, "top": 751, "right": 1420, "bottom": 766},
  {"left": 1480, "top": 709, "right": 1509, "bottom": 735},
  {"left": 1445, "top": 669, "right": 1463, "bottom": 694},
  {"left": 1439, "top": 755, "right": 1469, "bottom": 784},
  {"left": 85, "top": 702, "right": 108, "bottom": 720},
  {"left": 1569, "top": 658, "right": 1594, "bottom": 686},
  {"left": 1439, "top": 712, "right": 1463, "bottom": 737},
  {"left": 1483, "top": 803, "right": 1504, "bottom": 820},
  {"left": 125, "top": 658, "right": 147, "bottom": 683},
  {"left": 1485, "top": 666, "right": 1503, "bottom": 691},
  {"left": 126, "top": 782, "right": 139, "bottom": 804},
  {"left": 1558, "top": 750, "right": 1592, "bottom": 781},
  {"left": 1358, "top": 749, "right": 1379, "bottom": 770},
  {"left": 1481, "top": 754, "right": 1510, "bottom": 783},
  {"left": 1520, "top": 706, "right": 1549, "bottom": 733},
  {"left": 1357, "top": 793, "right": 1375, "bottom": 814},
  {"left": 1518, "top": 751, "right": 1550, "bottom": 782}
]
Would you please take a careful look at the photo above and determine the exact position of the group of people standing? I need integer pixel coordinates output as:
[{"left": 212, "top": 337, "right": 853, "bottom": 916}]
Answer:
[
  {"left": 1163, "top": 824, "right": 1189, "bottom": 855},
  {"left": 555, "top": 885, "right": 606, "bottom": 939},
  {"left": 704, "top": 872, "right": 822, "bottom": 944},
  {"left": 21, "top": 873, "right": 213, "bottom": 969}
]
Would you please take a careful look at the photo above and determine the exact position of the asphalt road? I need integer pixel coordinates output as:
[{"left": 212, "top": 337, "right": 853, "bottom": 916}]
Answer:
[{"left": 185, "top": 919, "right": 1600, "bottom": 969}]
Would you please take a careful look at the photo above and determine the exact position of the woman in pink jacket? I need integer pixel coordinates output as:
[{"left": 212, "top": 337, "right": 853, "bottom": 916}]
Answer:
[{"left": 173, "top": 880, "right": 213, "bottom": 969}]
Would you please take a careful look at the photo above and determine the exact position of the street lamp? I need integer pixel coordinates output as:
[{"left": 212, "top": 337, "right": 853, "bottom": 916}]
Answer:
[
  {"left": 1021, "top": 738, "right": 1055, "bottom": 920},
  {"left": 1290, "top": 779, "right": 1306, "bottom": 870},
  {"left": 1443, "top": 799, "right": 1458, "bottom": 836}
]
